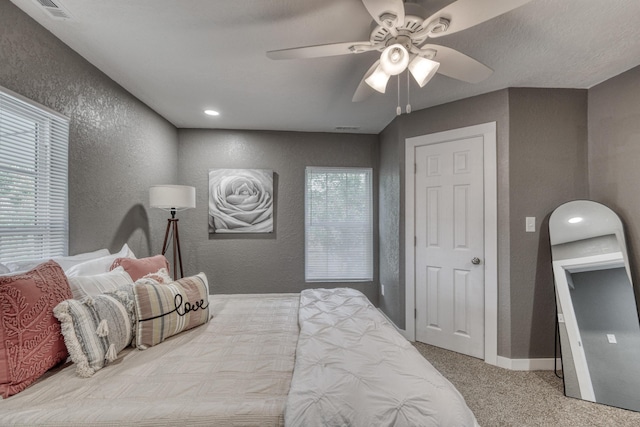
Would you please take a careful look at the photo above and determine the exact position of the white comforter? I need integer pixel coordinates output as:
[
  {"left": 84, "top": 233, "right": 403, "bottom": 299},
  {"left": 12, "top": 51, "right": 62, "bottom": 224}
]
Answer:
[{"left": 285, "top": 288, "right": 479, "bottom": 427}]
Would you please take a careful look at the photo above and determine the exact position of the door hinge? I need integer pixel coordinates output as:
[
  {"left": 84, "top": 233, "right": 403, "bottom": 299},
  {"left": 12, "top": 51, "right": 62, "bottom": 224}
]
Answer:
[
  {"left": 414, "top": 236, "right": 417, "bottom": 246},
  {"left": 414, "top": 163, "right": 417, "bottom": 174},
  {"left": 414, "top": 308, "right": 417, "bottom": 319}
]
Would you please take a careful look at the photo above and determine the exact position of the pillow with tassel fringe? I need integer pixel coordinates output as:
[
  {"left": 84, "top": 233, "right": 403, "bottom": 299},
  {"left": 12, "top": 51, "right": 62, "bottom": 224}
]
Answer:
[{"left": 53, "top": 284, "right": 136, "bottom": 378}]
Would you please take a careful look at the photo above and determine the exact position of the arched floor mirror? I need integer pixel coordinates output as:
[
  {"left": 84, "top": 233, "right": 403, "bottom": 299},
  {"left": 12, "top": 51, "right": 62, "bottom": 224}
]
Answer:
[{"left": 549, "top": 200, "right": 640, "bottom": 411}]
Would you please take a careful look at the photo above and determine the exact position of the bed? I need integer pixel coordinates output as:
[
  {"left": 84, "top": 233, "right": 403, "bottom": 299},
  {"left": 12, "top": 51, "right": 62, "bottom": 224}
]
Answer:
[{"left": 1, "top": 278, "right": 478, "bottom": 426}]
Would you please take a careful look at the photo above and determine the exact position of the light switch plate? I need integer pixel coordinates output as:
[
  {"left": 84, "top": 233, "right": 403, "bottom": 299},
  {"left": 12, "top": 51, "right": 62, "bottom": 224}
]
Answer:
[
  {"left": 607, "top": 334, "right": 617, "bottom": 344},
  {"left": 526, "top": 217, "right": 536, "bottom": 232}
]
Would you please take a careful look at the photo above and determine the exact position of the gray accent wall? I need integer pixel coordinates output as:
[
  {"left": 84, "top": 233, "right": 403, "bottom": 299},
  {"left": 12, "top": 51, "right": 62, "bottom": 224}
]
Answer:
[
  {"left": 379, "top": 118, "right": 403, "bottom": 327},
  {"left": 177, "top": 129, "right": 379, "bottom": 303},
  {"left": 508, "top": 88, "right": 588, "bottom": 358},
  {"left": 0, "top": 1, "right": 179, "bottom": 258},
  {"left": 589, "top": 65, "right": 640, "bottom": 285},
  {"left": 379, "top": 88, "right": 588, "bottom": 358}
]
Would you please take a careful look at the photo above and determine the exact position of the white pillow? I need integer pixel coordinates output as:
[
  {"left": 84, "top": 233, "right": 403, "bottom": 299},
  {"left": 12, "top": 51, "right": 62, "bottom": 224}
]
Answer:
[
  {"left": 2, "top": 248, "right": 110, "bottom": 275},
  {"left": 53, "top": 248, "right": 110, "bottom": 272},
  {"left": 68, "top": 266, "right": 134, "bottom": 299},
  {"left": 65, "top": 244, "right": 136, "bottom": 278},
  {"left": 4, "top": 258, "right": 48, "bottom": 273}
]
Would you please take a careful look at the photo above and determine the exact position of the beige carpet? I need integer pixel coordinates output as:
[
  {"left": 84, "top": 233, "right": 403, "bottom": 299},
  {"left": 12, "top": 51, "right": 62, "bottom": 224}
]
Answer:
[{"left": 413, "top": 342, "right": 640, "bottom": 426}]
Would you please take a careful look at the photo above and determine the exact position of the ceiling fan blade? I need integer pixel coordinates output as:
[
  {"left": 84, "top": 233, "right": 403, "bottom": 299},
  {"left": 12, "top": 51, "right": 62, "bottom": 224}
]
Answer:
[
  {"left": 267, "top": 41, "right": 374, "bottom": 60},
  {"left": 423, "top": 45, "right": 492, "bottom": 83},
  {"left": 361, "top": 0, "right": 405, "bottom": 29},
  {"left": 426, "top": 0, "right": 531, "bottom": 38},
  {"left": 352, "top": 61, "right": 381, "bottom": 102}
]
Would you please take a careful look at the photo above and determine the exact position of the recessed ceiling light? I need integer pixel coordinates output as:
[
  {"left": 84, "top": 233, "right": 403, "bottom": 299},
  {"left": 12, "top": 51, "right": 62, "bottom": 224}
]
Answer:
[
  {"left": 204, "top": 110, "right": 220, "bottom": 116},
  {"left": 568, "top": 217, "right": 583, "bottom": 224}
]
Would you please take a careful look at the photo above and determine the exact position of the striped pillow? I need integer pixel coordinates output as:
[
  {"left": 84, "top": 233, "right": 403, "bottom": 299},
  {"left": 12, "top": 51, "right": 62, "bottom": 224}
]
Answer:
[
  {"left": 53, "top": 284, "right": 136, "bottom": 378},
  {"left": 133, "top": 273, "right": 210, "bottom": 349}
]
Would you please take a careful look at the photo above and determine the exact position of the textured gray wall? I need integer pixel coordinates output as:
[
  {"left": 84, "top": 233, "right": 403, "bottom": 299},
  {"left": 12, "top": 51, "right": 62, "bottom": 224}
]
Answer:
[
  {"left": 379, "top": 119, "right": 403, "bottom": 327},
  {"left": 508, "top": 88, "right": 588, "bottom": 358},
  {"left": 589, "top": 64, "right": 640, "bottom": 285},
  {"left": 177, "top": 129, "right": 379, "bottom": 302},
  {"left": 0, "top": 1, "right": 179, "bottom": 258}
]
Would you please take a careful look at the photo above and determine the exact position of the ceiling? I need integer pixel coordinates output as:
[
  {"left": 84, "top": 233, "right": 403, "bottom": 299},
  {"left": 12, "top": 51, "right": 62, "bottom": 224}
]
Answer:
[{"left": 11, "top": 0, "right": 640, "bottom": 134}]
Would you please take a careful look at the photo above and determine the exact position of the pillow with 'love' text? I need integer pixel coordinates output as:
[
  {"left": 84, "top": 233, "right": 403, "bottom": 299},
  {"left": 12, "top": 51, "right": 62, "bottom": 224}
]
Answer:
[{"left": 133, "top": 273, "right": 210, "bottom": 349}]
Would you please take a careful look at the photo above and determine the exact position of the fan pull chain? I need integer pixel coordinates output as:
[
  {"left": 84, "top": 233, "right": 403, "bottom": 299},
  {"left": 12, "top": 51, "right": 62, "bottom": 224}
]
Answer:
[
  {"left": 396, "top": 75, "right": 402, "bottom": 116},
  {"left": 406, "top": 72, "right": 412, "bottom": 114}
]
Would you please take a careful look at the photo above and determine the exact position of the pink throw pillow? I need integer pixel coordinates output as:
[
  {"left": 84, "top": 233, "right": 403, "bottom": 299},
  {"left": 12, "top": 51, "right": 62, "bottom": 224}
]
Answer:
[
  {"left": 110, "top": 255, "right": 170, "bottom": 282},
  {"left": 0, "top": 260, "right": 72, "bottom": 398},
  {"left": 139, "top": 267, "right": 174, "bottom": 284}
]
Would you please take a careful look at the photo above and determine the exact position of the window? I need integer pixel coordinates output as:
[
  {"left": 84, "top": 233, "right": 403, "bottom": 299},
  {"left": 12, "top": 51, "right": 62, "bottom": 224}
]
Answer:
[
  {"left": 305, "top": 167, "right": 373, "bottom": 282},
  {"left": 0, "top": 86, "right": 69, "bottom": 263}
]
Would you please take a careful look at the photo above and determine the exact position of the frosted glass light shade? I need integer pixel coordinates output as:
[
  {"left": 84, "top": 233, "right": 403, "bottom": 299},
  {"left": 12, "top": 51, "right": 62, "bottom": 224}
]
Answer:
[
  {"left": 149, "top": 185, "right": 196, "bottom": 211},
  {"left": 408, "top": 56, "right": 440, "bottom": 87},
  {"left": 380, "top": 44, "right": 409, "bottom": 76},
  {"left": 365, "top": 64, "right": 391, "bottom": 93}
]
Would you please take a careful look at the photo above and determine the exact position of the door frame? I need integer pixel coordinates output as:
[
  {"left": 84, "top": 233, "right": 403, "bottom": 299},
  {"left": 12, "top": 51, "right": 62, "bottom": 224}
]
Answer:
[{"left": 405, "top": 122, "right": 498, "bottom": 366}]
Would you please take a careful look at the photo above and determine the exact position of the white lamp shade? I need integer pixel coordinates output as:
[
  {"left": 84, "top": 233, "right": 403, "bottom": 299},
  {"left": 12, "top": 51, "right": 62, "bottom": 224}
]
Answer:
[
  {"left": 149, "top": 185, "right": 196, "bottom": 211},
  {"left": 380, "top": 44, "right": 409, "bottom": 76},
  {"left": 365, "top": 64, "right": 391, "bottom": 93},
  {"left": 408, "top": 56, "right": 440, "bottom": 87}
]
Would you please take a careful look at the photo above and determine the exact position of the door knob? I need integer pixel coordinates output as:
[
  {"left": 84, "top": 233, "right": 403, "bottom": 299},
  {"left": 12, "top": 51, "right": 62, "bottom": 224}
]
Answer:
[{"left": 471, "top": 257, "right": 481, "bottom": 265}]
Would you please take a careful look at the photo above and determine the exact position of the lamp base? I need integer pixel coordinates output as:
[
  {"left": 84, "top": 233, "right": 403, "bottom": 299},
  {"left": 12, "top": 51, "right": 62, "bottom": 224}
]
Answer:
[{"left": 161, "top": 218, "right": 183, "bottom": 280}]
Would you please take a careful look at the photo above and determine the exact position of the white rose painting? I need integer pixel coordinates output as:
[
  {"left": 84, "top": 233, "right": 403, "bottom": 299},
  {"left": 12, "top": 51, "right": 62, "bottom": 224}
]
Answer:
[{"left": 208, "top": 169, "right": 274, "bottom": 233}]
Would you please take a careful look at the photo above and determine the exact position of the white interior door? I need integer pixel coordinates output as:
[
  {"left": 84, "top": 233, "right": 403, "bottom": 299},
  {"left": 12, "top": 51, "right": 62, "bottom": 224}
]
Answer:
[{"left": 414, "top": 136, "right": 485, "bottom": 359}]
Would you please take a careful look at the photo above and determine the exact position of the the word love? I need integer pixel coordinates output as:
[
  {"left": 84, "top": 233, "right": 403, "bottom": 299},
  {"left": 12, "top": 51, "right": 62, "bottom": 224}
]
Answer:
[{"left": 174, "top": 293, "right": 209, "bottom": 317}]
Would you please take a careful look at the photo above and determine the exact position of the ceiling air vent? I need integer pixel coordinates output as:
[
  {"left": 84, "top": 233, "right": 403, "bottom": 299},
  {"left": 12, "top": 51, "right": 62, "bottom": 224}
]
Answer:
[
  {"left": 335, "top": 126, "right": 361, "bottom": 132},
  {"left": 33, "top": 0, "right": 73, "bottom": 20}
]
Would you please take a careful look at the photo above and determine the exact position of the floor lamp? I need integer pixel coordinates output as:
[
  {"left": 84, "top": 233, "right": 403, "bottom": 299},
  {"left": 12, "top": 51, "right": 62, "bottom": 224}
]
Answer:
[{"left": 149, "top": 185, "right": 196, "bottom": 280}]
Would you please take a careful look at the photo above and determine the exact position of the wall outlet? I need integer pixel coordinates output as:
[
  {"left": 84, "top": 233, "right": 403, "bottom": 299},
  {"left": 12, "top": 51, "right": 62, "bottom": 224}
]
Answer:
[
  {"left": 558, "top": 313, "right": 565, "bottom": 323},
  {"left": 607, "top": 334, "right": 617, "bottom": 344},
  {"left": 381, "top": 284, "right": 385, "bottom": 296}
]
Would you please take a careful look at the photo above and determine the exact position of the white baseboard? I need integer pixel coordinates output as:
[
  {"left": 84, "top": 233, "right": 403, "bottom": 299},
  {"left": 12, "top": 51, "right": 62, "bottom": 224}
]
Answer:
[
  {"left": 496, "top": 356, "right": 562, "bottom": 371},
  {"left": 377, "top": 309, "right": 560, "bottom": 371}
]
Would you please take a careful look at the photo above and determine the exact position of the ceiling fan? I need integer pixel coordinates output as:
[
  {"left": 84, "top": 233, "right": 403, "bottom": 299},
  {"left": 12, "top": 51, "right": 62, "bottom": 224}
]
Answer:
[{"left": 267, "top": 0, "right": 531, "bottom": 102}]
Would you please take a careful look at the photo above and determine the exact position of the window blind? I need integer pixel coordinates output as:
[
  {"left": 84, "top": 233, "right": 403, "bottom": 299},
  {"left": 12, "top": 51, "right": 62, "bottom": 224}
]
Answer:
[
  {"left": 305, "top": 166, "right": 373, "bottom": 282},
  {"left": 0, "top": 86, "right": 69, "bottom": 263}
]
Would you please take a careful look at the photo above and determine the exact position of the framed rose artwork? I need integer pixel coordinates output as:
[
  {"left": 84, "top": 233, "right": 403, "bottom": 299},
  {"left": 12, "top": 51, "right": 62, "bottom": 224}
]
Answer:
[{"left": 208, "top": 169, "right": 274, "bottom": 233}]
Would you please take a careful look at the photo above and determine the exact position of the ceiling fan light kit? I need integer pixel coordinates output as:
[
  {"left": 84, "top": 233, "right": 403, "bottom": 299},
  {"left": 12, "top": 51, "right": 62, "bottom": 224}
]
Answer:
[
  {"left": 365, "top": 46, "right": 439, "bottom": 93},
  {"left": 267, "top": 0, "right": 532, "bottom": 105}
]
